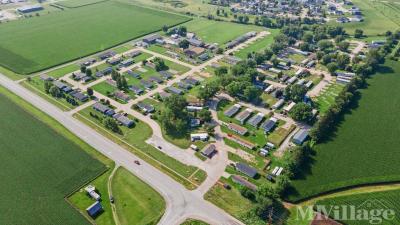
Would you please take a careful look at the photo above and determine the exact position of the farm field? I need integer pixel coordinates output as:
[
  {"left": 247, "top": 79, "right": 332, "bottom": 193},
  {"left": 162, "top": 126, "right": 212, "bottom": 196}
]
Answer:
[
  {"left": 336, "top": 0, "right": 400, "bottom": 36},
  {"left": 287, "top": 60, "right": 400, "bottom": 202},
  {"left": 316, "top": 189, "right": 400, "bottom": 225},
  {"left": 0, "top": 1, "right": 189, "bottom": 74},
  {"left": 112, "top": 168, "right": 165, "bottom": 225},
  {"left": 183, "top": 19, "right": 265, "bottom": 46},
  {"left": 0, "top": 87, "right": 106, "bottom": 224},
  {"left": 234, "top": 29, "right": 280, "bottom": 59}
]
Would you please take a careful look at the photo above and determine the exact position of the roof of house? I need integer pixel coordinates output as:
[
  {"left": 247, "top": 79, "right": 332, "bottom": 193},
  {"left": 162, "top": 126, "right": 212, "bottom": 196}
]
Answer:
[
  {"left": 247, "top": 112, "right": 264, "bottom": 127},
  {"left": 261, "top": 117, "right": 278, "bottom": 132},
  {"left": 201, "top": 144, "right": 216, "bottom": 157},
  {"left": 224, "top": 104, "right": 241, "bottom": 117},
  {"left": 86, "top": 201, "right": 102, "bottom": 217},
  {"left": 71, "top": 91, "right": 88, "bottom": 102},
  {"left": 235, "top": 108, "right": 253, "bottom": 123},
  {"left": 236, "top": 163, "right": 258, "bottom": 178},
  {"left": 167, "top": 86, "right": 183, "bottom": 95},
  {"left": 113, "top": 114, "right": 134, "bottom": 127},
  {"left": 227, "top": 123, "right": 248, "bottom": 135},
  {"left": 231, "top": 175, "right": 257, "bottom": 191},
  {"left": 293, "top": 129, "right": 309, "bottom": 145},
  {"left": 93, "top": 102, "right": 111, "bottom": 113}
]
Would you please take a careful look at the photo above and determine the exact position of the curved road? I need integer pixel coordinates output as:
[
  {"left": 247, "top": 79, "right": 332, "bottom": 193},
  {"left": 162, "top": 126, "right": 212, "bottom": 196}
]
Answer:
[{"left": 0, "top": 74, "right": 243, "bottom": 225}]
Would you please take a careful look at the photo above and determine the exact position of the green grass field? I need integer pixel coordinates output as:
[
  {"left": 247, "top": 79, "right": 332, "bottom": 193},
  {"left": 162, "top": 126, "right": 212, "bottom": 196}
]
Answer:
[
  {"left": 0, "top": 88, "right": 106, "bottom": 224},
  {"left": 57, "top": 0, "right": 109, "bottom": 8},
  {"left": 112, "top": 167, "right": 165, "bottom": 225},
  {"left": 287, "top": 60, "right": 400, "bottom": 202},
  {"left": 234, "top": 29, "right": 279, "bottom": 59},
  {"left": 335, "top": 0, "right": 400, "bottom": 36},
  {"left": 0, "top": 1, "right": 189, "bottom": 74},
  {"left": 184, "top": 19, "right": 264, "bottom": 46},
  {"left": 316, "top": 189, "right": 400, "bottom": 225}
]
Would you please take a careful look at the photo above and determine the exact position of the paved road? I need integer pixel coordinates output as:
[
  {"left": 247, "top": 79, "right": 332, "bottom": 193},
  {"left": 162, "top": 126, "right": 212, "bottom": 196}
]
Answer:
[{"left": 0, "top": 73, "right": 243, "bottom": 225}]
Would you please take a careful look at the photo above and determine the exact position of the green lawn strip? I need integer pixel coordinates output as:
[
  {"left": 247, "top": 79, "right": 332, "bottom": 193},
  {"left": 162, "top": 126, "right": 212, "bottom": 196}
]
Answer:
[
  {"left": 287, "top": 60, "right": 400, "bottom": 202},
  {"left": 47, "top": 63, "right": 80, "bottom": 78},
  {"left": 0, "top": 1, "right": 190, "bottom": 74},
  {"left": 234, "top": 29, "right": 280, "bottom": 59},
  {"left": 112, "top": 44, "right": 134, "bottom": 54},
  {"left": 315, "top": 83, "right": 345, "bottom": 115},
  {"left": 68, "top": 164, "right": 115, "bottom": 225},
  {"left": 0, "top": 66, "right": 25, "bottom": 80},
  {"left": 180, "top": 219, "right": 210, "bottom": 225},
  {"left": 75, "top": 107, "right": 206, "bottom": 189},
  {"left": 267, "top": 124, "right": 296, "bottom": 147},
  {"left": 132, "top": 52, "right": 153, "bottom": 62},
  {"left": 56, "top": 0, "right": 108, "bottom": 8},
  {"left": 0, "top": 85, "right": 108, "bottom": 225},
  {"left": 112, "top": 167, "right": 165, "bottom": 225},
  {"left": 315, "top": 188, "right": 400, "bottom": 225}
]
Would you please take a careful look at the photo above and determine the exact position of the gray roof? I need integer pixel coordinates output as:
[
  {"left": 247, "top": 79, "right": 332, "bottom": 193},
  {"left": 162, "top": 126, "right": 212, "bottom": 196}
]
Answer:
[
  {"left": 202, "top": 144, "right": 216, "bottom": 157},
  {"left": 224, "top": 104, "right": 241, "bottom": 117},
  {"left": 231, "top": 175, "right": 257, "bottom": 191},
  {"left": 261, "top": 118, "right": 277, "bottom": 133},
  {"left": 293, "top": 129, "right": 309, "bottom": 145},
  {"left": 167, "top": 86, "right": 183, "bottom": 95},
  {"left": 113, "top": 114, "right": 134, "bottom": 127},
  {"left": 247, "top": 113, "right": 264, "bottom": 127},
  {"left": 236, "top": 163, "right": 257, "bottom": 178}
]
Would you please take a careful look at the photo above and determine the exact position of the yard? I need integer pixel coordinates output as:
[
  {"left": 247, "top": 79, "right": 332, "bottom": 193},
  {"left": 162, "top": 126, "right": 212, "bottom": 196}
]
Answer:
[
  {"left": 0, "top": 86, "right": 106, "bottom": 225},
  {"left": 315, "top": 82, "right": 345, "bottom": 115},
  {"left": 0, "top": 1, "right": 189, "bottom": 74},
  {"left": 287, "top": 60, "right": 400, "bottom": 202},
  {"left": 112, "top": 168, "right": 165, "bottom": 225}
]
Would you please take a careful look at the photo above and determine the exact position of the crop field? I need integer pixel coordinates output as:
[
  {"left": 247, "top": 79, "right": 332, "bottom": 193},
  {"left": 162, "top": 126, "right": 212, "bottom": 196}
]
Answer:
[
  {"left": 316, "top": 189, "right": 400, "bottom": 225},
  {"left": 0, "top": 90, "right": 106, "bottom": 224},
  {"left": 337, "top": 0, "right": 400, "bottom": 36},
  {"left": 234, "top": 29, "right": 279, "bottom": 59},
  {"left": 184, "top": 19, "right": 264, "bottom": 46},
  {"left": 287, "top": 60, "right": 400, "bottom": 202},
  {"left": 0, "top": 1, "right": 189, "bottom": 74}
]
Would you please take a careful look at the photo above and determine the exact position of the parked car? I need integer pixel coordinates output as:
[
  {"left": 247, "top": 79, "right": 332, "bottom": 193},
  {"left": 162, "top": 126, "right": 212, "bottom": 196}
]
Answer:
[{"left": 134, "top": 160, "right": 140, "bottom": 165}]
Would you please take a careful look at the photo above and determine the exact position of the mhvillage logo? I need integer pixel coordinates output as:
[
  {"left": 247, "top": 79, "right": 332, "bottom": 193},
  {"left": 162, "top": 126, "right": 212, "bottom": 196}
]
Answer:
[{"left": 296, "top": 199, "right": 396, "bottom": 224}]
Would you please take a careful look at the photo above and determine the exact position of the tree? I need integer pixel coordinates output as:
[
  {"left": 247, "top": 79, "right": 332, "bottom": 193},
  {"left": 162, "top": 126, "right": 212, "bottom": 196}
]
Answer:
[
  {"left": 215, "top": 66, "right": 228, "bottom": 76},
  {"left": 354, "top": 29, "right": 364, "bottom": 38},
  {"left": 243, "top": 86, "right": 261, "bottom": 102},
  {"left": 198, "top": 109, "right": 212, "bottom": 122},
  {"left": 216, "top": 48, "right": 224, "bottom": 54},
  {"left": 318, "top": 40, "right": 333, "bottom": 51},
  {"left": 326, "top": 62, "right": 338, "bottom": 74},
  {"left": 198, "top": 80, "right": 219, "bottom": 101},
  {"left": 289, "top": 103, "right": 313, "bottom": 122},
  {"left": 284, "top": 84, "right": 307, "bottom": 102},
  {"left": 104, "top": 118, "right": 121, "bottom": 134},
  {"left": 44, "top": 81, "right": 52, "bottom": 94},
  {"left": 160, "top": 95, "right": 189, "bottom": 135},
  {"left": 49, "top": 86, "right": 61, "bottom": 98},
  {"left": 336, "top": 54, "right": 350, "bottom": 69},
  {"left": 162, "top": 25, "right": 168, "bottom": 33},
  {"left": 87, "top": 87, "right": 94, "bottom": 97},
  {"left": 337, "top": 41, "right": 350, "bottom": 52},
  {"left": 179, "top": 39, "right": 190, "bottom": 49},
  {"left": 80, "top": 65, "right": 87, "bottom": 73},
  {"left": 154, "top": 58, "right": 169, "bottom": 71},
  {"left": 85, "top": 68, "right": 93, "bottom": 77}
]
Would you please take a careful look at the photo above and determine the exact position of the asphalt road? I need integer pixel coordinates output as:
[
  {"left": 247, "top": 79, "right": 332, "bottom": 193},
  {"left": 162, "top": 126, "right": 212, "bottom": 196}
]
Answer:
[{"left": 0, "top": 73, "right": 243, "bottom": 225}]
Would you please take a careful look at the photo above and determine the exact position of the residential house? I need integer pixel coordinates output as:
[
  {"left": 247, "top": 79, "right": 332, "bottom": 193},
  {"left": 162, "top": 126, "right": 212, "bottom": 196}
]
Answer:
[
  {"left": 201, "top": 144, "right": 217, "bottom": 158},
  {"left": 113, "top": 113, "right": 134, "bottom": 127},
  {"left": 292, "top": 129, "right": 309, "bottom": 145},
  {"left": 235, "top": 108, "right": 253, "bottom": 124},
  {"left": 114, "top": 91, "right": 131, "bottom": 102},
  {"left": 86, "top": 201, "right": 103, "bottom": 218},
  {"left": 190, "top": 133, "right": 209, "bottom": 142},
  {"left": 247, "top": 112, "right": 264, "bottom": 127},
  {"left": 236, "top": 163, "right": 258, "bottom": 178},
  {"left": 224, "top": 104, "right": 241, "bottom": 117},
  {"left": 93, "top": 102, "right": 115, "bottom": 116},
  {"left": 227, "top": 123, "right": 248, "bottom": 136},
  {"left": 261, "top": 117, "right": 278, "bottom": 133}
]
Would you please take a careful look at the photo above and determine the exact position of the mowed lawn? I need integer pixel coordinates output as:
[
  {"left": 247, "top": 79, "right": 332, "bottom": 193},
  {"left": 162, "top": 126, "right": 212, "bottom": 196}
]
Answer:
[
  {"left": 112, "top": 168, "right": 165, "bottom": 225},
  {"left": 316, "top": 189, "right": 400, "bottom": 225},
  {"left": 234, "top": 28, "right": 280, "bottom": 59},
  {"left": 336, "top": 0, "right": 400, "bottom": 36},
  {"left": 184, "top": 19, "right": 264, "bottom": 46},
  {"left": 287, "top": 60, "right": 400, "bottom": 202},
  {"left": 0, "top": 1, "right": 189, "bottom": 74},
  {"left": 0, "top": 92, "right": 106, "bottom": 224}
]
